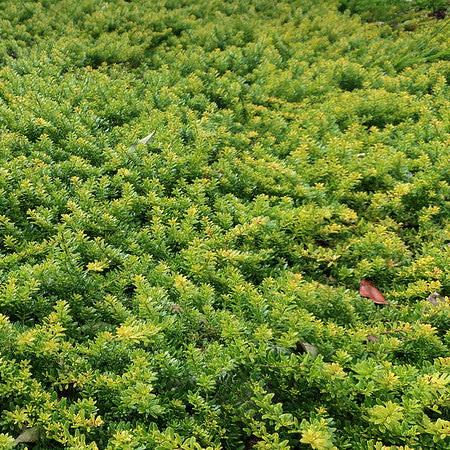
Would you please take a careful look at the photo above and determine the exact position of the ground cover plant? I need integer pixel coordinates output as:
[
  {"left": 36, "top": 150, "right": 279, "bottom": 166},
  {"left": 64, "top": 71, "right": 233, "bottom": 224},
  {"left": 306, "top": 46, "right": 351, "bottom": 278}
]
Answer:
[{"left": 0, "top": 0, "right": 449, "bottom": 448}]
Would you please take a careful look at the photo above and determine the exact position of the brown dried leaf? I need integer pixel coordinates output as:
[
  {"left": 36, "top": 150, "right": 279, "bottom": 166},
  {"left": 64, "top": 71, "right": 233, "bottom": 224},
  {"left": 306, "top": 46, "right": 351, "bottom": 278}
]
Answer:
[
  {"left": 170, "top": 303, "right": 183, "bottom": 314},
  {"left": 14, "top": 427, "right": 39, "bottom": 445},
  {"left": 359, "top": 279, "right": 389, "bottom": 305},
  {"left": 299, "top": 342, "right": 319, "bottom": 358},
  {"left": 427, "top": 292, "right": 444, "bottom": 306}
]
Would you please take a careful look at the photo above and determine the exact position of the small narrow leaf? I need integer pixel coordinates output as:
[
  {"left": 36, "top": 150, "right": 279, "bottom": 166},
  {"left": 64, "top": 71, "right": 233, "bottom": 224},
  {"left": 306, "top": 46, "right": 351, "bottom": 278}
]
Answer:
[{"left": 359, "top": 280, "right": 388, "bottom": 305}]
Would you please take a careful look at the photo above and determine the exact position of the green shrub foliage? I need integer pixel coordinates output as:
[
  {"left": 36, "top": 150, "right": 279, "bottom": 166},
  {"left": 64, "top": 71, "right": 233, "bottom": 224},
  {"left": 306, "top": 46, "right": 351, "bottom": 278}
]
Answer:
[{"left": 0, "top": 0, "right": 449, "bottom": 448}]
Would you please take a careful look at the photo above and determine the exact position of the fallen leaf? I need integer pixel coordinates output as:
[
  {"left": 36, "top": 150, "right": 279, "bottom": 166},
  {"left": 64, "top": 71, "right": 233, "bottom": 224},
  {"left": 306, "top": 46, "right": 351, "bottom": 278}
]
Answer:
[
  {"left": 137, "top": 131, "right": 155, "bottom": 145},
  {"left": 135, "top": 131, "right": 155, "bottom": 145},
  {"left": 14, "top": 427, "right": 39, "bottom": 445},
  {"left": 359, "top": 279, "right": 389, "bottom": 305},
  {"left": 170, "top": 303, "right": 183, "bottom": 314},
  {"left": 427, "top": 292, "right": 444, "bottom": 305},
  {"left": 298, "top": 342, "right": 319, "bottom": 358},
  {"left": 130, "top": 131, "right": 155, "bottom": 149},
  {"left": 430, "top": 9, "right": 446, "bottom": 20}
]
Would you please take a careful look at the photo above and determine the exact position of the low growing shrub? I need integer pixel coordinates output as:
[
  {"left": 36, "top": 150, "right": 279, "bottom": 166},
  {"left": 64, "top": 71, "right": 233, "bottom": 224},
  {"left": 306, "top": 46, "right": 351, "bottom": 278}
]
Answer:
[{"left": 0, "top": 0, "right": 448, "bottom": 448}]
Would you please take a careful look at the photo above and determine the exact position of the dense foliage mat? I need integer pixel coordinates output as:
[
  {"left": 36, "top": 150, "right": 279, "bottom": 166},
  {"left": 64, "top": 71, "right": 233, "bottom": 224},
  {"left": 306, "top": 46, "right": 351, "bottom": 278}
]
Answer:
[{"left": 0, "top": 0, "right": 449, "bottom": 448}]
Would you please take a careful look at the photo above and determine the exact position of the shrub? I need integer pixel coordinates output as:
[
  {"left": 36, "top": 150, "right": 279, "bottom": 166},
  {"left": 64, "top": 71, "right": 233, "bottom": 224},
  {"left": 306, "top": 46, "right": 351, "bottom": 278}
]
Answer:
[{"left": 0, "top": 0, "right": 449, "bottom": 448}]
